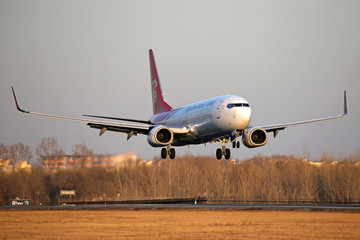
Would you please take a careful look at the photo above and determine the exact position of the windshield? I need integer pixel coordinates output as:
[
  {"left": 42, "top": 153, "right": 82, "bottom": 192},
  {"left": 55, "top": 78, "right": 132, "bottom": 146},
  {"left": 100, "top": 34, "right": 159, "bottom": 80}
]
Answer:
[{"left": 226, "top": 103, "right": 250, "bottom": 109}]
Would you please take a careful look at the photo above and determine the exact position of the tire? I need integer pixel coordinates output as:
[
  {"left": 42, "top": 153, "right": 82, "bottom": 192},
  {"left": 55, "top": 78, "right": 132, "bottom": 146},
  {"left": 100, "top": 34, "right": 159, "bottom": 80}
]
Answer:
[
  {"left": 216, "top": 148, "right": 222, "bottom": 160},
  {"left": 169, "top": 148, "right": 176, "bottom": 159},
  {"left": 232, "top": 141, "right": 236, "bottom": 148},
  {"left": 161, "top": 148, "right": 167, "bottom": 159},
  {"left": 225, "top": 148, "right": 231, "bottom": 160},
  {"left": 237, "top": 141, "right": 240, "bottom": 148}
]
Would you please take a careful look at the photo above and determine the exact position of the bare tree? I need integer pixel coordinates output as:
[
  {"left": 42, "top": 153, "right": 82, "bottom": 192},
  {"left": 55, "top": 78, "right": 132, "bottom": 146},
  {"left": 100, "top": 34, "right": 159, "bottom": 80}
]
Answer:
[
  {"left": 36, "top": 137, "right": 65, "bottom": 166},
  {"left": 0, "top": 143, "right": 9, "bottom": 159},
  {"left": 72, "top": 144, "right": 93, "bottom": 156},
  {"left": 72, "top": 144, "right": 93, "bottom": 168},
  {"left": 8, "top": 142, "right": 32, "bottom": 164},
  {"left": 0, "top": 143, "right": 9, "bottom": 170}
]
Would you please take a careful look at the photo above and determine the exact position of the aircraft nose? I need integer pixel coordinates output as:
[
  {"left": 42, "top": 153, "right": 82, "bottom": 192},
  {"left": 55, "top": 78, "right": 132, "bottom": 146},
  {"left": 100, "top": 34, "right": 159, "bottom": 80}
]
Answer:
[{"left": 237, "top": 107, "right": 251, "bottom": 129}]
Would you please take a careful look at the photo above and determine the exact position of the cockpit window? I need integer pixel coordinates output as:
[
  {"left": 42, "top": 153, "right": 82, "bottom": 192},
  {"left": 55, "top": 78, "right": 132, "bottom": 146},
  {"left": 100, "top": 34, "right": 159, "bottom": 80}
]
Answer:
[
  {"left": 227, "top": 103, "right": 234, "bottom": 109},
  {"left": 226, "top": 103, "right": 250, "bottom": 109}
]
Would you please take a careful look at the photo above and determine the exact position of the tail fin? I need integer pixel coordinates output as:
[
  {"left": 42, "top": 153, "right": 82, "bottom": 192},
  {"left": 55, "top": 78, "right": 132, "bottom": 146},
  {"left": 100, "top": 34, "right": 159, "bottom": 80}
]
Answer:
[{"left": 149, "top": 49, "right": 173, "bottom": 115}]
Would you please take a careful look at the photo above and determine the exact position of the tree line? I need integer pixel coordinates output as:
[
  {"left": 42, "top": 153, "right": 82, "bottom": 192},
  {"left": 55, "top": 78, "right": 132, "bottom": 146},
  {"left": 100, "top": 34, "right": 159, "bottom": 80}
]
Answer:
[
  {"left": 0, "top": 137, "right": 93, "bottom": 166},
  {"left": 1, "top": 153, "right": 359, "bottom": 205}
]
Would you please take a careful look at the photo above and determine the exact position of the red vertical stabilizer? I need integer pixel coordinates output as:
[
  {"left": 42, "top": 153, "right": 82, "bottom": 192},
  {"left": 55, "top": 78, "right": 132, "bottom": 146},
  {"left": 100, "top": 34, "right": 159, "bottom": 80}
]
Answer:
[{"left": 149, "top": 49, "right": 173, "bottom": 115}]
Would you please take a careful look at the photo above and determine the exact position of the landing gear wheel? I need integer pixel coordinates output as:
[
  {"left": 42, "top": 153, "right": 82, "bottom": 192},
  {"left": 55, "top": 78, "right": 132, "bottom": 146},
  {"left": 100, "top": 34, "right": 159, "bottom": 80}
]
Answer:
[
  {"left": 161, "top": 148, "right": 167, "bottom": 159},
  {"left": 169, "top": 148, "right": 176, "bottom": 159},
  {"left": 237, "top": 141, "right": 240, "bottom": 148},
  {"left": 225, "top": 148, "right": 231, "bottom": 160},
  {"left": 232, "top": 141, "right": 236, "bottom": 148},
  {"left": 216, "top": 148, "right": 222, "bottom": 160}
]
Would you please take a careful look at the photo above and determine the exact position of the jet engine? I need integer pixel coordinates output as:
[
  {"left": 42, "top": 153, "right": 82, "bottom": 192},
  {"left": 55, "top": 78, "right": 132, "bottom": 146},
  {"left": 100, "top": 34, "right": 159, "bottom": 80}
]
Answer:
[
  {"left": 147, "top": 126, "right": 173, "bottom": 147},
  {"left": 242, "top": 127, "right": 268, "bottom": 148}
]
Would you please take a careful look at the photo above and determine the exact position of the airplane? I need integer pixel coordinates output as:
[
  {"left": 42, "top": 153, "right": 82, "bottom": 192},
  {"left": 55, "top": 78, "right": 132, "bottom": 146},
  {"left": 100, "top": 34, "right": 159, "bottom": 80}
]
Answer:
[{"left": 12, "top": 49, "right": 348, "bottom": 160}]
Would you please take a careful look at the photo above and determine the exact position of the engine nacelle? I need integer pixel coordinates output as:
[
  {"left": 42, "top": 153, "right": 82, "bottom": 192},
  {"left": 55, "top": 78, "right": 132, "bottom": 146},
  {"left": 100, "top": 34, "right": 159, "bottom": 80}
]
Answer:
[
  {"left": 242, "top": 127, "right": 268, "bottom": 148},
  {"left": 147, "top": 126, "right": 174, "bottom": 147}
]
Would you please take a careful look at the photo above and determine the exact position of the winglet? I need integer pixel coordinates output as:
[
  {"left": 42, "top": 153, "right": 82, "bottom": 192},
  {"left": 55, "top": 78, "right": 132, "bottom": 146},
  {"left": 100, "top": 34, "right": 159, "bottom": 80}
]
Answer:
[
  {"left": 343, "top": 90, "right": 347, "bottom": 116},
  {"left": 11, "top": 87, "right": 29, "bottom": 113}
]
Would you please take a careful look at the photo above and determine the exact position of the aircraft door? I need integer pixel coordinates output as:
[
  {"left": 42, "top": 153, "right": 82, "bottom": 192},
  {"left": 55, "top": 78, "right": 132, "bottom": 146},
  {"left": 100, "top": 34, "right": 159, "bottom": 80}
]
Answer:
[
  {"left": 215, "top": 100, "right": 224, "bottom": 120},
  {"left": 216, "top": 107, "right": 221, "bottom": 119}
]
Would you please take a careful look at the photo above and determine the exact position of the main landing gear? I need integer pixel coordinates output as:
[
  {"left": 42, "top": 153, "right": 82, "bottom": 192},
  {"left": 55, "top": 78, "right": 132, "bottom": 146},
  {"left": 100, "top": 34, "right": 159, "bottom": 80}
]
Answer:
[{"left": 161, "top": 145, "right": 176, "bottom": 159}]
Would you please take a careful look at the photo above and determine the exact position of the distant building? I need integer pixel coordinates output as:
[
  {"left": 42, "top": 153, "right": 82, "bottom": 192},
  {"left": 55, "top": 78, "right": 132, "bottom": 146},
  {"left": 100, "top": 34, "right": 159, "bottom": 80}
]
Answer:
[
  {"left": 41, "top": 152, "right": 137, "bottom": 171},
  {"left": 42, "top": 155, "right": 93, "bottom": 170},
  {"left": 301, "top": 159, "right": 323, "bottom": 167},
  {"left": 0, "top": 159, "right": 12, "bottom": 173},
  {"left": 9, "top": 198, "right": 31, "bottom": 206},
  {"left": 0, "top": 159, "right": 31, "bottom": 173},
  {"left": 138, "top": 160, "right": 155, "bottom": 167},
  {"left": 60, "top": 190, "right": 76, "bottom": 203},
  {"left": 14, "top": 161, "right": 32, "bottom": 172},
  {"left": 114, "top": 152, "right": 137, "bottom": 169}
]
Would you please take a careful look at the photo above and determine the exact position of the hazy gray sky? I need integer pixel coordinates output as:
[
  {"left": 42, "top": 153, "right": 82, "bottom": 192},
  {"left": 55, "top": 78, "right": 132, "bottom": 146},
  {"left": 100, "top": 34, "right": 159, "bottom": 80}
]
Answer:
[{"left": 1, "top": 0, "right": 359, "bottom": 161}]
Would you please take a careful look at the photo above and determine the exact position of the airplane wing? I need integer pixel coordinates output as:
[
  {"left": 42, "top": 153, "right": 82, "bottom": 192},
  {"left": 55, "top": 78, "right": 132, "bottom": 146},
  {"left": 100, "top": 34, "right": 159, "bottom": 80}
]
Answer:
[
  {"left": 254, "top": 91, "right": 347, "bottom": 137},
  {"left": 11, "top": 87, "right": 151, "bottom": 139},
  {"left": 83, "top": 114, "right": 151, "bottom": 124}
]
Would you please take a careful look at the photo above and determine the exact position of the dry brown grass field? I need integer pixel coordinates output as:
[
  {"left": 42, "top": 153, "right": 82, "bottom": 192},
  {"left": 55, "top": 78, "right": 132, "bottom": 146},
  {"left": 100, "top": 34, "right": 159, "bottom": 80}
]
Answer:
[{"left": 1, "top": 209, "right": 360, "bottom": 239}]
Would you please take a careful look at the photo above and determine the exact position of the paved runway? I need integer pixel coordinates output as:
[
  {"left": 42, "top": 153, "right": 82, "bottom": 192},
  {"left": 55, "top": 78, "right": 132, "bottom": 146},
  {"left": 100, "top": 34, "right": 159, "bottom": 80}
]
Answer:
[{"left": 2, "top": 203, "right": 360, "bottom": 211}]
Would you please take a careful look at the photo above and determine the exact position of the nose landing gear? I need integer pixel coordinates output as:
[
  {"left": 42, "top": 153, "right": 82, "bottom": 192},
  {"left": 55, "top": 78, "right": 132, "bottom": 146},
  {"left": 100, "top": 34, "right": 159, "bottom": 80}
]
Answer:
[
  {"left": 161, "top": 145, "right": 176, "bottom": 159},
  {"left": 232, "top": 139, "right": 240, "bottom": 148},
  {"left": 216, "top": 139, "right": 231, "bottom": 160}
]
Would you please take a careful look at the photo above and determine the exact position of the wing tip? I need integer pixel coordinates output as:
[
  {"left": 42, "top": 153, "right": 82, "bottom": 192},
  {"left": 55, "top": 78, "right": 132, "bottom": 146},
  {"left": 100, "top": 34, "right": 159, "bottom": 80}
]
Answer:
[
  {"left": 11, "top": 87, "right": 28, "bottom": 113},
  {"left": 343, "top": 90, "right": 347, "bottom": 116}
]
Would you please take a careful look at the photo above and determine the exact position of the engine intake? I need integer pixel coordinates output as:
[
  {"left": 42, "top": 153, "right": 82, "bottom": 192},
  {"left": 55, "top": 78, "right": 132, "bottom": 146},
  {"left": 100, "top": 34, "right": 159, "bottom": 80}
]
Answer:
[
  {"left": 147, "top": 126, "right": 173, "bottom": 147},
  {"left": 242, "top": 127, "right": 268, "bottom": 148}
]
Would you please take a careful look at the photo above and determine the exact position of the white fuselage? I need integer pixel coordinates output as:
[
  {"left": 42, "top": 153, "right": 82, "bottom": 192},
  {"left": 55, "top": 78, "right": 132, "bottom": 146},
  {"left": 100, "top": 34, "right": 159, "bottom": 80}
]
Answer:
[{"left": 150, "top": 95, "right": 251, "bottom": 146}]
